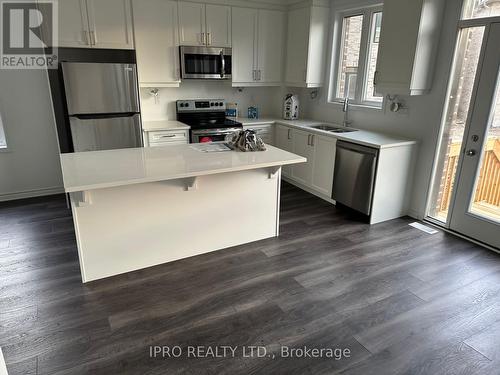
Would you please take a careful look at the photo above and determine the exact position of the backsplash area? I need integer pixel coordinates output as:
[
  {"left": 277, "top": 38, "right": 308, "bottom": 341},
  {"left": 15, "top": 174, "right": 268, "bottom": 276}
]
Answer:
[{"left": 140, "top": 81, "right": 285, "bottom": 121}]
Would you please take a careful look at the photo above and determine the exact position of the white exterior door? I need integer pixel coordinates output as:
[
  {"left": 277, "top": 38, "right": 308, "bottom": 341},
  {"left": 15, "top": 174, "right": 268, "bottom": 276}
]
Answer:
[
  {"left": 291, "top": 129, "right": 314, "bottom": 185},
  {"left": 178, "top": 2, "right": 206, "bottom": 46},
  {"left": 57, "top": 0, "right": 91, "bottom": 47},
  {"left": 311, "top": 135, "right": 336, "bottom": 196},
  {"left": 232, "top": 7, "right": 257, "bottom": 84},
  {"left": 87, "top": 0, "right": 134, "bottom": 49},
  {"left": 449, "top": 23, "right": 500, "bottom": 249},
  {"left": 133, "top": 0, "right": 179, "bottom": 85},
  {"left": 257, "top": 9, "right": 284, "bottom": 84},
  {"left": 205, "top": 4, "right": 231, "bottom": 47}
]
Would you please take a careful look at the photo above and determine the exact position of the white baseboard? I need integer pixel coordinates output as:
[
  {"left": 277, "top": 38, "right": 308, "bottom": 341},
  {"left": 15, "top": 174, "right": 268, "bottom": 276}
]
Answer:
[
  {"left": 407, "top": 208, "right": 424, "bottom": 220},
  {"left": 0, "top": 186, "right": 64, "bottom": 202}
]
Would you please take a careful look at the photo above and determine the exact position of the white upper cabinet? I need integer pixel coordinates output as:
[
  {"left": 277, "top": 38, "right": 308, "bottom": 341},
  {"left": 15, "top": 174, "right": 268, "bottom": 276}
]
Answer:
[
  {"left": 285, "top": 5, "right": 329, "bottom": 88},
  {"left": 257, "top": 9, "right": 285, "bottom": 84},
  {"left": 58, "top": 0, "right": 90, "bottom": 47},
  {"left": 87, "top": 0, "right": 134, "bottom": 49},
  {"left": 178, "top": 2, "right": 231, "bottom": 47},
  {"left": 232, "top": 7, "right": 258, "bottom": 84},
  {"left": 205, "top": 4, "right": 232, "bottom": 47},
  {"left": 133, "top": 0, "right": 180, "bottom": 86},
  {"left": 178, "top": 2, "right": 206, "bottom": 45},
  {"left": 57, "top": 0, "right": 133, "bottom": 49},
  {"left": 232, "top": 7, "right": 284, "bottom": 86},
  {"left": 374, "top": 0, "right": 445, "bottom": 95}
]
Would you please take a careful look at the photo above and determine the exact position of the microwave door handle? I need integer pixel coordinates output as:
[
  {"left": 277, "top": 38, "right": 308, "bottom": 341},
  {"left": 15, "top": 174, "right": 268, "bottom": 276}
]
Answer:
[{"left": 220, "top": 50, "right": 225, "bottom": 78}]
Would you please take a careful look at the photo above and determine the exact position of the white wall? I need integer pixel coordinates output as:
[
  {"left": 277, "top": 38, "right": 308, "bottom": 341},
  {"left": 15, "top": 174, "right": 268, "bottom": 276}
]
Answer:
[
  {"left": 140, "top": 81, "right": 285, "bottom": 121},
  {"left": 293, "top": 0, "right": 463, "bottom": 219},
  {"left": 0, "top": 69, "right": 63, "bottom": 201}
]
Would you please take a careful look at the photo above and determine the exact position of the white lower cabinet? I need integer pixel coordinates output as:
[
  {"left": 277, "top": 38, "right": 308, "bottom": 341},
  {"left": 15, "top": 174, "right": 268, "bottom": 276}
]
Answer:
[
  {"left": 291, "top": 129, "right": 314, "bottom": 186},
  {"left": 276, "top": 124, "right": 336, "bottom": 198},
  {"left": 311, "top": 134, "right": 336, "bottom": 196},
  {"left": 275, "top": 124, "right": 294, "bottom": 177},
  {"left": 144, "top": 130, "right": 189, "bottom": 147}
]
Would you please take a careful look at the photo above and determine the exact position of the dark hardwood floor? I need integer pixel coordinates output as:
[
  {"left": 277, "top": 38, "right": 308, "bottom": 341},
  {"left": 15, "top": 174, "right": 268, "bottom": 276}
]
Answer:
[{"left": 1, "top": 182, "right": 500, "bottom": 374}]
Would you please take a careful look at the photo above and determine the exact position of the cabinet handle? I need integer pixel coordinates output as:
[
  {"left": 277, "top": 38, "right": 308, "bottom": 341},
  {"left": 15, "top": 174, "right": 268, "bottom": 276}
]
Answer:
[
  {"left": 159, "top": 134, "right": 176, "bottom": 138},
  {"left": 201, "top": 32, "right": 206, "bottom": 45},
  {"left": 373, "top": 70, "right": 379, "bottom": 85},
  {"left": 311, "top": 135, "right": 314, "bottom": 146},
  {"left": 90, "top": 30, "right": 96, "bottom": 45},
  {"left": 252, "top": 70, "right": 256, "bottom": 81},
  {"left": 83, "top": 30, "right": 90, "bottom": 45},
  {"left": 307, "top": 134, "right": 311, "bottom": 145},
  {"left": 258, "top": 69, "right": 261, "bottom": 81},
  {"left": 207, "top": 32, "right": 211, "bottom": 45},
  {"left": 287, "top": 129, "right": 291, "bottom": 140}
]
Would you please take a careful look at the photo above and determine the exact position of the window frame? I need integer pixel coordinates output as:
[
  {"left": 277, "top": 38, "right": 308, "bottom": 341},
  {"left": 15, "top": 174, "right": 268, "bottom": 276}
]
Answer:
[{"left": 329, "top": 4, "right": 384, "bottom": 109}]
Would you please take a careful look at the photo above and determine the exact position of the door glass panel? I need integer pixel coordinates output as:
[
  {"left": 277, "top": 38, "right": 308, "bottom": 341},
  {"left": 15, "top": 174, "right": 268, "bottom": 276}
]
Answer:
[
  {"left": 427, "top": 27, "right": 485, "bottom": 222},
  {"left": 462, "top": 0, "right": 500, "bottom": 19},
  {"left": 469, "top": 68, "right": 500, "bottom": 222}
]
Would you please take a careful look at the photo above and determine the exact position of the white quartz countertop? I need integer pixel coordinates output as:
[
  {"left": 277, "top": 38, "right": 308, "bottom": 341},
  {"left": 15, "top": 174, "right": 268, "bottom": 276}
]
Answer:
[
  {"left": 60, "top": 144, "right": 306, "bottom": 193},
  {"left": 236, "top": 118, "right": 417, "bottom": 149},
  {"left": 142, "top": 120, "right": 190, "bottom": 132}
]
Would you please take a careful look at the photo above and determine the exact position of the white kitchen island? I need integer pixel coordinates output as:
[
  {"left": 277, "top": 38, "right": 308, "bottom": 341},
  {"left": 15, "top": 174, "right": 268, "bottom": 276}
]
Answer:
[{"left": 60, "top": 144, "right": 305, "bottom": 282}]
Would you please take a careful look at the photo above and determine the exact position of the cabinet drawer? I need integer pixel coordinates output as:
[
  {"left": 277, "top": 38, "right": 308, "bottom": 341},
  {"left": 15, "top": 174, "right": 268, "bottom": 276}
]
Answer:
[
  {"left": 148, "top": 130, "right": 188, "bottom": 143},
  {"left": 149, "top": 140, "right": 187, "bottom": 147}
]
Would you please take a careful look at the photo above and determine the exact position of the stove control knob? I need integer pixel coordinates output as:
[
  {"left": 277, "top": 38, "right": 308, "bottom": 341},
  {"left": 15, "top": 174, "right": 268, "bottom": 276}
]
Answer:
[{"left": 219, "top": 102, "right": 224, "bottom": 106}]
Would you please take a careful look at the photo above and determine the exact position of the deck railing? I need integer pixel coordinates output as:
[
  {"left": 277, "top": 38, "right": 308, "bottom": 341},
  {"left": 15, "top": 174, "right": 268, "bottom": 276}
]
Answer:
[{"left": 438, "top": 137, "right": 500, "bottom": 214}]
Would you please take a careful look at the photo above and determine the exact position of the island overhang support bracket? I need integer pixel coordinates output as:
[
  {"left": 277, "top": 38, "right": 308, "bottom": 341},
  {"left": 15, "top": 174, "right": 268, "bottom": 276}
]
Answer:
[
  {"left": 71, "top": 191, "right": 92, "bottom": 207},
  {"left": 268, "top": 166, "right": 281, "bottom": 179},
  {"left": 183, "top": 177, "right": 198, "bottom": 191}
]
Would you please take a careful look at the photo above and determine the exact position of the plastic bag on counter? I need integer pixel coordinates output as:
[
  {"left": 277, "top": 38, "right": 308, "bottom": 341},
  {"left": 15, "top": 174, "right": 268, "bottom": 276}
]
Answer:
[{"left": 225, "top": 129, "right": 266, "bottom": 152}]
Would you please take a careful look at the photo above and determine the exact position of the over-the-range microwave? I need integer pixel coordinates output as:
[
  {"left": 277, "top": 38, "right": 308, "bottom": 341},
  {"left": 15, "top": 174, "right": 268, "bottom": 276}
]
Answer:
[{"left": 180, "top": 46, "right": 232, "bottom": 80}]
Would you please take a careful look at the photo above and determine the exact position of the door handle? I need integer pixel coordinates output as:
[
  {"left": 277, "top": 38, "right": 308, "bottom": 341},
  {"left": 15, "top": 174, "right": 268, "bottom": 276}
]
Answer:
[
  {"left": 220, "top": 50, "right": 225, "bottom": 78},
  {"left": 465, "top": 149, "right": 477, "bottom": 156}
]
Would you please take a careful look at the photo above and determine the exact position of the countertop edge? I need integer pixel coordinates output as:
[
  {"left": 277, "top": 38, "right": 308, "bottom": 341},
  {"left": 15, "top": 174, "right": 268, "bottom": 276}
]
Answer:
[{"left": 62, "top": 157, "right": 307, "bottom": 193}]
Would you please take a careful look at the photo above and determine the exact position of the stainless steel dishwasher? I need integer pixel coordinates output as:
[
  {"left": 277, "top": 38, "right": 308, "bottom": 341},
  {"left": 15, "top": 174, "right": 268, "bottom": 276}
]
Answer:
[{"left": 332, "top": 141, "right": 379, "bottom": 215}]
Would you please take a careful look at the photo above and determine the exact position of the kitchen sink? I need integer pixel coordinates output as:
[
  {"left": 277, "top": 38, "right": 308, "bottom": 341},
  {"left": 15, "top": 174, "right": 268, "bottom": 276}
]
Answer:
[{"left": 310, "top": 124, "right": 358, "bottom": 133}]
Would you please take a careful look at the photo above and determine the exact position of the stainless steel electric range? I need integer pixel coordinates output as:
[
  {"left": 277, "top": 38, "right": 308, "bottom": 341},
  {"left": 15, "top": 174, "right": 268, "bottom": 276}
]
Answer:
[{"left": 176, "top": 99, "right": 242, "bottom": 143}]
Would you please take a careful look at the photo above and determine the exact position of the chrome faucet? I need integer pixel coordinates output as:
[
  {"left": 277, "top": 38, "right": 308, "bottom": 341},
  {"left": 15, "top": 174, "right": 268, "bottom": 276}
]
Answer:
[{"left": 342, "top": 97, "right": 352, "bottom": 127}]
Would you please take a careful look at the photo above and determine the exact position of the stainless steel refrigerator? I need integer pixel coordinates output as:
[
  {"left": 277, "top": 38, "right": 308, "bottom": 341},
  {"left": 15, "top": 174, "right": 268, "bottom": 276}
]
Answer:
[{"left": 62, "top": 62, "right": 143, "bottom": 152}]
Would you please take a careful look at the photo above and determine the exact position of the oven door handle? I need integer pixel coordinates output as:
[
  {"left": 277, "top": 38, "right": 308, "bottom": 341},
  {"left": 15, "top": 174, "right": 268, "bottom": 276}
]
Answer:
[{"left": 220, "top": 50, "right": 225, "bottom": 78}]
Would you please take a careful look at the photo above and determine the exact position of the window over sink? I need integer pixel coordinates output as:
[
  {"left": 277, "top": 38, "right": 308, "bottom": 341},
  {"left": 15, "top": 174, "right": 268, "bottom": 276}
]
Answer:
[{"left": 330, "top": 5, "right": 383, "bottom": 108}]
